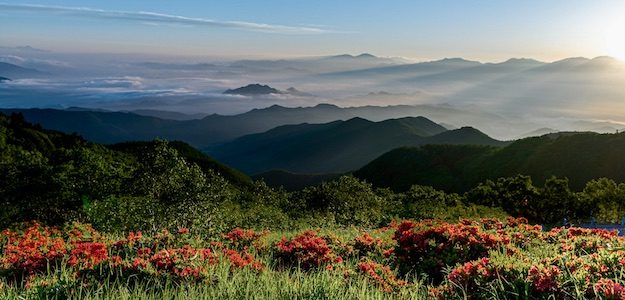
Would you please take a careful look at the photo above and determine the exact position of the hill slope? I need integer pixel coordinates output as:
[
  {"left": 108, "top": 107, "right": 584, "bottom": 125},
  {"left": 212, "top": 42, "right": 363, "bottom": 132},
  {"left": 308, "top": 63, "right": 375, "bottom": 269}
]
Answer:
[
  {"left": 224, "top": 84, "right": 282, "bottom": 95},
  {"left": 0, "top": 62, "right": 47, "bottom": 78},
  {"left": 0, "top": 111, "right": 250, "bottom": 188},
  {"left": 355, "top": 132, "right": 625, "bottom": 192},
  {"left": 208, "top": 117, "right": 505, "bottom": 174},
  {"left": 0, "top": 104, "right": 504, "bottom": 148}
]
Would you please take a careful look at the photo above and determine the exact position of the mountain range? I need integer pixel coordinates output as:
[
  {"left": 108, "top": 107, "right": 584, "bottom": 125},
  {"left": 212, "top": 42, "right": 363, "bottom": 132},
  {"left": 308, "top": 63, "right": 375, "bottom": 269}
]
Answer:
[
  {"left": 0, "top": 103, "right": 506, "bottom": 148},
  {"left": 223, "top": 84, "right": 313, "bottom": 97},
  {"left": 4, "top": 107, "right": 625, "bottom": 195},
  {"left": 355, "top": 131, "right": 625, "bottom": 192},
  {"left": 4, "top": 53, "right": 625, "bottom": 140},
  {"left": 224, "top": 84, "right": 283, "bottom": 95},
  {"left": 229, "top": 53, "right": 406, "bottom": 74},
  {"left": 0, "top": 62, "right": 48, "bottom": 79},
  {"left": 207, "top": 117, "right": 506, "bottom": 174}
]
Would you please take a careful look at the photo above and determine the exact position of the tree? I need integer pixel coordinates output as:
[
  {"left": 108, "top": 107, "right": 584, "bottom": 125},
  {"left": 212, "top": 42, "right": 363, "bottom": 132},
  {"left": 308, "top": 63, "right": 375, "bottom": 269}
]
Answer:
[
  {"left": 298, "top": 176, "right": 385, "bottom": 226},
  {"left": 466, "top": 175, "right": 541, "bottom": 221},
  {"left": 537, "top": 176, "right": 578, "bottom": 224},
  {"left": 581, "top": 178, "right": 625, "bottom": 223}
]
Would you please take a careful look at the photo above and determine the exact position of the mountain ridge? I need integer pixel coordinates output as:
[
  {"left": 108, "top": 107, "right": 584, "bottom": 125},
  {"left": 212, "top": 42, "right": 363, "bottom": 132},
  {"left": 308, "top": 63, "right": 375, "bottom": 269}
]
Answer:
[
  {"left": 355, "top": 131, "right": 625, "bottom": 192},
  {"left": 208, "top": 116, "right": 505, "bottom": 174}
]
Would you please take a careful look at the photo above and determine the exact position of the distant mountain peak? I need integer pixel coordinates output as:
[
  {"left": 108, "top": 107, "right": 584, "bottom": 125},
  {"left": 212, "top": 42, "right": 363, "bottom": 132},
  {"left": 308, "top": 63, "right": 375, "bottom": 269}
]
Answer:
[
  {"left": 367, "top": 91, "right": 393, "bottom": 96},
  {"left": 518, "top": 128, "right": 559, "bottom": 139},
  {"left": 344, "top": 116, "right": 372, "bottom": 124},
  {"left": 223, "top": 84, "right": 315, "bottom": 97},
  {"left": 313, "top": 103, "right": 340, "bottom": 109},
  {"left": 439, "top": 57, "right": 477, "bottom": 63},
  {"left": 285, "top": 87, "right": 314, "bottom": 97},
  {"left": 224, "top": 84, "right": 282, "bottom": 95},
  {"left": 589, "top": 56, "right": 622, "bottom": 66},
  {"left": 501, "top": 58, "right": 543, "bottom": 65},
  {"left": 0, "top": 62, "right": 48, "bottom": 78},
  {"left": 356, "top": 53, "right": 376, "bottom": 58},
  {"left": 330, "top": 53, "right": 378, "bottom": 59},
  {"left": 592, "top": 56, "right": 617, "bottom": 62},
  {"left": 552, "top": 57, "right": 590, "bottom": 65}
]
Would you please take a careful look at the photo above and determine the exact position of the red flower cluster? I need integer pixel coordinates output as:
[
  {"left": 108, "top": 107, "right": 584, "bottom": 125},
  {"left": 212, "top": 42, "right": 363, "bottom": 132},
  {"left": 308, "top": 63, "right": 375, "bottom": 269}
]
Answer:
[
  {"left": 392, "top": 219, "right": 511, "bottom": 279},
  {"left": 567, "top": 227, "right": 617, "bottom": 239},
  {"left": 146, "top": 245, "right": 216, "bottom": 279},
  {"left": 527, "top": 265, "right": 561, "bottom": 292},
  {"left": 352, "top": 232, "right": 384, "bottom": 257},
  {"left": 67, "top": 242, "right": 108, "bottom": 269},
  {"left": 223, "top": 228, "right": 264, "bottom": 249},
  {"left": 275, "top": 230, "right": 342, "bottom": 270},
  {"left": 594, "top": 278, "right": 625, "bottom": 299},
  {"left": 357, "top": 260, "right": 406, "bottom": 293},
  {"left": 222, "top": 249, "right": 264, "bottom": 271},
  {"left": 0, "top": 223, "right": 268, "bottom": 283},
  {"left": 113, "top": 231, "right": 144, "bottom": 248},
  {"left": 1, "top": 223, "right": 66, "bottom": 275},
  {"left": 6, "top": 218, "right": 625, "bottom": 298},
  {"left": 447, "top": 257, "right": 492, "bottom": 285}
]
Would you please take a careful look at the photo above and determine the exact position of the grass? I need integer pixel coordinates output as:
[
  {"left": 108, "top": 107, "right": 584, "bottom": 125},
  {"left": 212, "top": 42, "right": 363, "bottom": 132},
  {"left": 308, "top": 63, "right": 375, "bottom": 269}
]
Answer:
[
  {"left": 3, "top": 219, "right": 625, "bottom": 299},
  {"left": 0, "top": 258, "right": 429, "bottom": 300}
]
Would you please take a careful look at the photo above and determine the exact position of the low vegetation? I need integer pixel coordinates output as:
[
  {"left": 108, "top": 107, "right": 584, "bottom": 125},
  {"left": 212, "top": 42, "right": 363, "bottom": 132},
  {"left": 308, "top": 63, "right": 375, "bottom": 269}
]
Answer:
[
  {"left": 4, "top": 112, "right": 625, "bottom": 299},
  {"left": 3, "top": 218, "right": 625, "bottom": 299}
]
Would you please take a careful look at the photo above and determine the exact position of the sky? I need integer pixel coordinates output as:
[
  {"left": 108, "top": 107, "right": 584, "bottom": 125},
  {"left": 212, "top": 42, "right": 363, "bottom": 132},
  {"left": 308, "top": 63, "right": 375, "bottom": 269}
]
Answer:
[{"left": 2, "top": 0, "right": 625, "bottom": 61}]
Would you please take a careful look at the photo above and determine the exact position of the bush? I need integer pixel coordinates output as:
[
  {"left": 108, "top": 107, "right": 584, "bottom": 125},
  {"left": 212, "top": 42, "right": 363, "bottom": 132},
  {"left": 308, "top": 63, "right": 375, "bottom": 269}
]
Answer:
[
  {"left": 274, "top": 230, "right": 342, "bottom": 270},
  {"left": 297, "top": 176, "right": 387, "bottom": 226}
]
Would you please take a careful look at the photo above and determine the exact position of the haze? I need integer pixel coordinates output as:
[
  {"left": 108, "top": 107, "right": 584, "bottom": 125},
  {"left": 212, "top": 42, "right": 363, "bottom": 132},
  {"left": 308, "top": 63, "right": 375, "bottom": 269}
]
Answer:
[{"left": 3, "top": 0, "right": 625, "bottom": 139}]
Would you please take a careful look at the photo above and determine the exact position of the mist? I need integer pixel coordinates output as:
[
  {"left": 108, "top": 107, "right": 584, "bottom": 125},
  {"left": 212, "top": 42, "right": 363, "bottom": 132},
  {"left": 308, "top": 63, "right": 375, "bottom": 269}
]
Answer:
[{"left": 2, "top": 47, "right": 625, "bottom": 140}]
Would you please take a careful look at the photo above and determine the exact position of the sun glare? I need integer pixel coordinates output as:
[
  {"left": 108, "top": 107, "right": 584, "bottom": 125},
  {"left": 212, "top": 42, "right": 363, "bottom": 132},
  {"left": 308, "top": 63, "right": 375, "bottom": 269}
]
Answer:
[{"left": 605, "top": 20, "right": 625, "bottom": 61}]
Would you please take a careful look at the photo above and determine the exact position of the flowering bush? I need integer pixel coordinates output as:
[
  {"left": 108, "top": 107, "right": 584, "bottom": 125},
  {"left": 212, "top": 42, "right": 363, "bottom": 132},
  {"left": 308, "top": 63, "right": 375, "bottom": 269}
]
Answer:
[
  {"left": 357, "top": 260, "right": 406, "bottom": 293},
  {"left": 392, "top": 219, "right": 511, "bottom": 279},
  {"left": 274, "top": 230, "right": 342, "bottom": 270},
  {"left": 0, "top": 223, "right": 66, "bottom": 275},
  {"left": 3, "top": 218, "right": 625, "bottom": 299},
  {"left": 352, "top": 232, "right": 384, "bottom": 257},
  {"left": 447, "top": 257, "right": 493, "bottom": 287},
  {"left": 530, "top": 264, "right": 561, "bottom": 292},
  {"left": 223, "top": 227, "right": 264, "bottom": 250},
  {"left": 222, "top": 249, "right": 264, "bottom": 271},
  {"left": 0, "top": 223, "right": 255, "bottom": 284},
  {"left": 594, "top": 278, "right": 625, "bottom": 299},
  {"left": 437, "top": 225, "right": 625, "bottom": 298},
  {"left": 67, "top": 242, "right": 108, "bottom": 269}
]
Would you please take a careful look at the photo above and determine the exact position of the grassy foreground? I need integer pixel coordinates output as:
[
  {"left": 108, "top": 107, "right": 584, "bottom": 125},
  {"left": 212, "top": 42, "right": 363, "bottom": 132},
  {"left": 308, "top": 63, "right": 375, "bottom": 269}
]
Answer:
[{"left": 2, "top": 218, "right": 625, "bottom": 299}]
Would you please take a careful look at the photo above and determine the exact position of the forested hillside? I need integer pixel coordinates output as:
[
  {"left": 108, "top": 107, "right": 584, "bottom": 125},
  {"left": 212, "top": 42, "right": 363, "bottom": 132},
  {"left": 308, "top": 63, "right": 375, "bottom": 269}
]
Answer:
[
  {"left": 356, "top": 132, "right": 625, "bottom": 192},
  {"left": 209, "top": 117, "right": 505, "bottom": 174},
  {"left": 4, "top": 111, "right": 625, "bottom": 229}
]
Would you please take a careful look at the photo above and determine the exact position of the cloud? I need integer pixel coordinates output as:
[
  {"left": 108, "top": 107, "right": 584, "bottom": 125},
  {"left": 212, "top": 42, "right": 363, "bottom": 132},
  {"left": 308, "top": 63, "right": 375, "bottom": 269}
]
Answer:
[
  {"left": 0, "top": 55, "right": 70, "bottom": 68},
  {"left": 0, "top": 3, "right": 329, "bottom": 34},
  {"left": 0, "top": 46, "right": 49, "bottom": 52},
  {"left": 82, "top": 76, "right": 144, "bottom": 89}
]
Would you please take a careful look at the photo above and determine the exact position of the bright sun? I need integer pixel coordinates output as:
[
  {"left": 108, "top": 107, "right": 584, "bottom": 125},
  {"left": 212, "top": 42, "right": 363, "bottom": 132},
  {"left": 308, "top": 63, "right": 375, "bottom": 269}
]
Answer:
[{"left": 605, "top": 21, "right": 625, "bottom": 61}]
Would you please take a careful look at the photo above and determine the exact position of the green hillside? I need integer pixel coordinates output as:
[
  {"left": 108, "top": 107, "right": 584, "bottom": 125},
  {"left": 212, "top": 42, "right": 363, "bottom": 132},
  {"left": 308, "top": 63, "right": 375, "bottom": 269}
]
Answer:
[
  {"left": 109, "top": 140, "right": 252, "bottom": 188},
  {"left": 0, "top": 103, "right": 507, "bottom": 149},
  {"left": 208, "top": 117, "right": 505, "bottom": 174},
  {"left": 355, "top": 131, "right": 625, "bottom": 192},
  {"left": 0, "top": 112, "right": 251, "bottom": 228}
]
